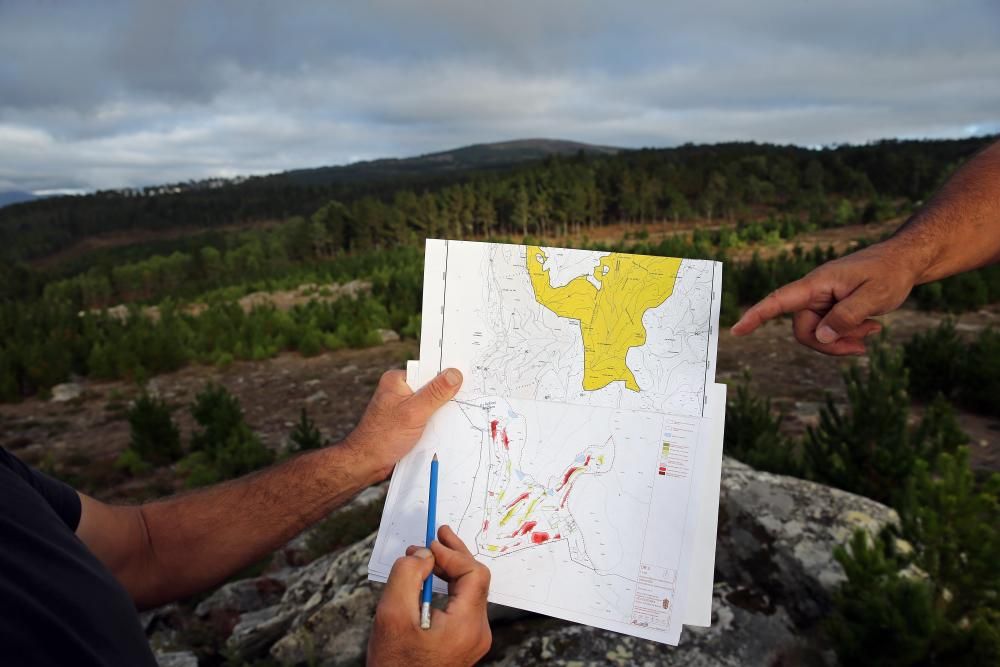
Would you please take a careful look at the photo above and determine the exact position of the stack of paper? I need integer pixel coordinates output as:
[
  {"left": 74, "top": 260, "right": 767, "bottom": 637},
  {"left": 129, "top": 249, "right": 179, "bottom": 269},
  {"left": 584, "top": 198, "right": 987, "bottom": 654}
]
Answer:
[{"left": 369, "top": 240, "right": 726, "bottom": 645}]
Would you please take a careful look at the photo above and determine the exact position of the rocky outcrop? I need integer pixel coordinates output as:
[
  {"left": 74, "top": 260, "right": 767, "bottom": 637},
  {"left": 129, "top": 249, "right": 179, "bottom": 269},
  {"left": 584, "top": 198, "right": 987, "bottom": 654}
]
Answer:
[
  {"left": 715, "top": 457, "right": 898, "bottom": 624},
  {"left": 154, "top": 650, "right": 199, "bottom": 667},
  {"left": 225, "top": 533, "right": 380, "bottom": 666},
  {"left": 50, "top": 382, "right": 83, "bottom": 402},
  {"left": 150, "top": 457, "right": 899, "bottom": 666},
  {"left": 486, "top": 583, "right": 810, "bottom": 666}
]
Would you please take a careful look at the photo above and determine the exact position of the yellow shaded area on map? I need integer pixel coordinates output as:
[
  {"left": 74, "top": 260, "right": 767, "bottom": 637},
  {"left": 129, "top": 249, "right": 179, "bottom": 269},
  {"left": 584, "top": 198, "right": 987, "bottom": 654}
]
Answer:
[{"left": 527, "top": 246, "right": 681, "bottom": 392}]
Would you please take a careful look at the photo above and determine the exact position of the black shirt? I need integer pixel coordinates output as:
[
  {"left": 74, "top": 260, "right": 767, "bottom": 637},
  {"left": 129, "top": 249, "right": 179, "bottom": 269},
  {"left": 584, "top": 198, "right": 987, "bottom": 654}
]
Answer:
[{"left": 1, "top": 447, "right": 156, "bottom": 666}]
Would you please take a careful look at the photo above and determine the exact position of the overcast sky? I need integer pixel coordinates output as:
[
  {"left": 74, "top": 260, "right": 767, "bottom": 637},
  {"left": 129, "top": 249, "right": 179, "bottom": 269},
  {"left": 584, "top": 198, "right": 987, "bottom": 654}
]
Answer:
[{"left": 1, "top": 1, "right": 998, "bottom": 194}]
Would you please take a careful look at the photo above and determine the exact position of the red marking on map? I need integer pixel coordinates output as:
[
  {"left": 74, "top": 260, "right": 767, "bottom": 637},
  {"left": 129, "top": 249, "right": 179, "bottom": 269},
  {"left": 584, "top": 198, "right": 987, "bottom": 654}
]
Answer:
[
  {"left": 490, "top": 419, "right": 499, "bottom": 440},
  {"left": 505, "top": 492, "right": 530, "bottom": 509},
  {"left": 557, "top": 466, "right": 579, "bottom": 491},
  {"left": 560, "top": 480, "right": 577, "bottom": 508},
  {"left": 501, "top": 429, "right": 510, "bottom": 450},
  {"left": 510, "top": 521, "right": 537, "bottom": 538},
  {"left": 531, "top": 531, "right": 550, "bottom": 544}
]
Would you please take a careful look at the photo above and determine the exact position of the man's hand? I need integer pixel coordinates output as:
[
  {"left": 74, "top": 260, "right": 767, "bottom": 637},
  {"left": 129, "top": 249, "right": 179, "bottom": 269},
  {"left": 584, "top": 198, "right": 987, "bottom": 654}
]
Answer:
[
  {"left": 730, "top": 139, "right": 1000, "bottom": 356},
  {"left": 346, "top": 368, "right": 463, "bottom": 482},
  {"left": 368, "top": 525, "right": 492, "bottom": 667},
  {"left": 730, "top": 242, "right": 916, "bottom": 355}
]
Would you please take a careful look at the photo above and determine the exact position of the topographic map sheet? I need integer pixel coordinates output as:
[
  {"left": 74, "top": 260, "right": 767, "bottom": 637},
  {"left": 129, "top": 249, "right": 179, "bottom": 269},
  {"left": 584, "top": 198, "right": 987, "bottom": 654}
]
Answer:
[{"left": 370, "top": 240, "right": 724, "bottom": 645}]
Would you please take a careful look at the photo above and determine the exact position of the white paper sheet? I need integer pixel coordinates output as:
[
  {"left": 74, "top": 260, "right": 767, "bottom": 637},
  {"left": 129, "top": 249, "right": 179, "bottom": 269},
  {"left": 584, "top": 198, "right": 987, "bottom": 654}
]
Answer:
[
  {"left": 372, "top": 240, "right": 725, "bottom": 645},
  {"left": 381, "top": 362, "right": 726, "bottom": 629}
]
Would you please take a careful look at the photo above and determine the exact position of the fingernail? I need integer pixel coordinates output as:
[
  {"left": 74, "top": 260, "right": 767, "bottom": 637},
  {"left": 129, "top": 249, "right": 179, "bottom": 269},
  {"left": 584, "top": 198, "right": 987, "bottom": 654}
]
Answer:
[
  {"left": 816, "top": 325, "right": 838, "bottom": 344},
  {"left": 413, "top": 548, "right": 433, "bottom": 560},
  {"left": 443, "top": 369, "right": 462, "bottom": 387},
  {"left": 865, "top": 328, "right": 880, "bottom": 338}
]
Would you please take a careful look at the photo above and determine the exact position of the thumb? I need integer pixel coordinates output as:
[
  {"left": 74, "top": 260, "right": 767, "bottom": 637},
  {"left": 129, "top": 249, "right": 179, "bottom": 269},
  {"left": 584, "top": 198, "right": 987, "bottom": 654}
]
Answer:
[
  {"left": 404, "top": 369, "right": 463, "bottom": 420},
  {"left": 816, "top": 282, "right": 881, "bottom": 344},
  {"left": 380, "top": 549, "right": 435, "bottom": 626}
]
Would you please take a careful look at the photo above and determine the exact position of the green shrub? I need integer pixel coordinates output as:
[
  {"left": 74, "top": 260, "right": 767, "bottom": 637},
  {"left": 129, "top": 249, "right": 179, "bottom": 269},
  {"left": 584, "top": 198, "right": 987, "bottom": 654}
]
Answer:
[
  {"left": 805, "top": 337, "right": 962, "bottom": 506},
  {"left": 828, "top": 531, "right": 941, "bottom": 666},
  {"left": 723, "top": 373, "right": 801, "bottom": 475},
  {"left": 904, "top": 322, "right": 1000, "bottom": 418},
  {"left": 960, "top": 328, "right": 1000, "bottom": 417},
  {"left": 297, "top": 328, "right": 323, "bottom": 357},
  {"left": 290, "top": 407, "right": 324, "bottom": 452},
  {"left": 115, "top": 447, "right": 152, "bottom": 476},
  {"left": 124, "top": 393, "right": 182, "bottom": 466},
  {"left": 904, "top": 318, "right": 964, "bottom": 402},
  {"left": 899, "top": 448, "right": 1000, "bottom": 620},
  {"left": 830, "top": 452, "right": 1000, "bottom": 666},
  {"left": 183, "top": 384, "right": 274, "bottom": 487}
]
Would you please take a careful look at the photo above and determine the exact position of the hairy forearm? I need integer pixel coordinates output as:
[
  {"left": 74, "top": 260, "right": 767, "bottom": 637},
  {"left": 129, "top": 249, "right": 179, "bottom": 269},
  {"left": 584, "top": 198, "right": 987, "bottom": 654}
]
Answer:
[
  {"left": 886, "top": 139, "right": 1000, "bottom": 284},
  {"left": 132, "top": 441, "right": 379, "bottom": 608}
]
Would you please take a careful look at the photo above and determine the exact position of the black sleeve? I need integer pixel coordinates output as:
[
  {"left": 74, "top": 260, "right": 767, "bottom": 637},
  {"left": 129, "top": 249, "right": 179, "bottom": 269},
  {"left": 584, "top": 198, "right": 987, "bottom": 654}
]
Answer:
[{"left": 0, "top": 447, "right": 82, "bottom": 531}]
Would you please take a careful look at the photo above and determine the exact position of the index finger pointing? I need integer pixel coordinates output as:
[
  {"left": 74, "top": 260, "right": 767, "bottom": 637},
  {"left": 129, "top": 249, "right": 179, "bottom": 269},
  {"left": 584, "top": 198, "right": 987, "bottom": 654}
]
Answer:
[{"left": 730, "top": 278, "right": 814, "bottom": 336}]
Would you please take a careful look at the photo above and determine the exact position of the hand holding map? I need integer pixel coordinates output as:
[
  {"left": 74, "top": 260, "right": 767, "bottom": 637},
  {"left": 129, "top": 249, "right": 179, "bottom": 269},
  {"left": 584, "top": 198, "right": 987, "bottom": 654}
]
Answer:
[{"left": 370, "top": 240, "right": 725, "bottom": 645}]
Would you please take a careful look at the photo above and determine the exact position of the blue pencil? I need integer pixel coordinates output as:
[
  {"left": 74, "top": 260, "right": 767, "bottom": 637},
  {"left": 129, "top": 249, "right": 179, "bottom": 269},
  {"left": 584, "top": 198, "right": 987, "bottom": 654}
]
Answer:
[{"left": 420, "top": 452, "right": 439, "bottom": 630}]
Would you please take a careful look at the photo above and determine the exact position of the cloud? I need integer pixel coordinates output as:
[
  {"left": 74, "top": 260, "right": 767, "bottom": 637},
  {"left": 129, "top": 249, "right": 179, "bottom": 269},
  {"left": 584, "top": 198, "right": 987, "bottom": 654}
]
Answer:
[{"left": 0, "top": 0, "right": 998, "bottom": 192}]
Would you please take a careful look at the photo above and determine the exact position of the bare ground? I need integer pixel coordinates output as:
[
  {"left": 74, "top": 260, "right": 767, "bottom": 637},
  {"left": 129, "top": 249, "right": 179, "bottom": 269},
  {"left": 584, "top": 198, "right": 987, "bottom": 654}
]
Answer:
[
  {"left": 0, "top": 341, "right": 417, "bottom": 502},
  {"left": 1, "top": 303, "right": 997, "bottom": 505},
  {"left": 720, "top": 304, "right": 1000, "bottom": 471}
]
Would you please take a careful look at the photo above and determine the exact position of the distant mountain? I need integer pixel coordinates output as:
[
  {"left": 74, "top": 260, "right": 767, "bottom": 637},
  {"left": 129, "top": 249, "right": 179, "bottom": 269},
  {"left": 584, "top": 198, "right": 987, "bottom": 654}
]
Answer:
[
  {"left": 274, "top": 139, "right": 623, "bottom": 186},
  {"left": 0, "top": 190, "right": 39, "bottom": 209}
]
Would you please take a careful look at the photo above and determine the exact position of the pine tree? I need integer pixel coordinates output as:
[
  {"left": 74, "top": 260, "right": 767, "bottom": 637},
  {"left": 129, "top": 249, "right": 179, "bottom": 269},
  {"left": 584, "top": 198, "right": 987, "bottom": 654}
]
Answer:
[
  {"left": 183, "top": 383, "right": 274, "bottom": 487},
  {"left": 804, "top": 337, "right": 959, "bottom": 506},
  {"left": 124, "top": 393, "right": 182, "bottom": 466},
  {"left": 723, "top": 373, "right": 801, "bottom": 475},
  {"left": 290, "top": 407, "right": 324, "bottom": 451}
]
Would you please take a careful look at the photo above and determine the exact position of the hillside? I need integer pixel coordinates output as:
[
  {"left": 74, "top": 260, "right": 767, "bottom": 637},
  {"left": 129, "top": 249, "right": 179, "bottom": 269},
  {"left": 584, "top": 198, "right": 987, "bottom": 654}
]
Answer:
[
  {"left": 0, "top": 190, "right": 39, "bottom": 208},
  {"left": 1, "top": 135, "right": 993, "bottom": 267},
  {"left": 274, "top": 138, "right": 622, "bottom": 186}
]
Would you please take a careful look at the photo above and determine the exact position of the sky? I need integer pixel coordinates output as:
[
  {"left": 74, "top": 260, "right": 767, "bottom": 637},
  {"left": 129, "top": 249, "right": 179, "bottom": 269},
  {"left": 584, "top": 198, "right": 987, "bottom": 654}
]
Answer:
[{"left": 1, "top": 0, "right": 998, "bottom": 194}]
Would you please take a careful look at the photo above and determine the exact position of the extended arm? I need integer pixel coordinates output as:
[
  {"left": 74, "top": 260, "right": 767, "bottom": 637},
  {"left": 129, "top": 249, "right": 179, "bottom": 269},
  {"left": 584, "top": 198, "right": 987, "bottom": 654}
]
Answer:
[
  {"left": 731, "top": 139, "right": 1000, "bottom": 354},
  {"left": 77, "top": 368, "right": 462, "bottom": 609}
]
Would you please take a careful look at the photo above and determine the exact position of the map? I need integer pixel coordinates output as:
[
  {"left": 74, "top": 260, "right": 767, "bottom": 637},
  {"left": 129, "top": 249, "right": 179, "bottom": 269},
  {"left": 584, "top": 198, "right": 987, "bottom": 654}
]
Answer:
[
  {"left": 419, "top": 240, "right": 721, "bottom": 417},
  {"left": 371, "top": 240, "right": 725, "bottom": 645}
]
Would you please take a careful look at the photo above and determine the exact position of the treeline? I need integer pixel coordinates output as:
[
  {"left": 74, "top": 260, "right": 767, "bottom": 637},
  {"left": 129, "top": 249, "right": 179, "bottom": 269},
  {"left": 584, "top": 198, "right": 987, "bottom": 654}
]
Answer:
[
  {"left": 0, "top": 246, "right": 423, "bottom": 402},
  {"left": 2, "top": 136, "right": 993, "bottom": 263},
  {"left": 3, "top": 223, "right": 999, "bottom": 403},
  {"left": 725, "top": 342, "right": 1000, "bottom": 663},
  {"left": 905, "top": 320, "right": 1000, "bottom": 417}
]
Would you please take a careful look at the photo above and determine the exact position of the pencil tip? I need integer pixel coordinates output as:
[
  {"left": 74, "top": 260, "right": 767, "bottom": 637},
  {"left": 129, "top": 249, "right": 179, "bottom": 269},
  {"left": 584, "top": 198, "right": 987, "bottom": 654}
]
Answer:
[{"left": 432, "top": 453, "right": 438, "bottom": 461}]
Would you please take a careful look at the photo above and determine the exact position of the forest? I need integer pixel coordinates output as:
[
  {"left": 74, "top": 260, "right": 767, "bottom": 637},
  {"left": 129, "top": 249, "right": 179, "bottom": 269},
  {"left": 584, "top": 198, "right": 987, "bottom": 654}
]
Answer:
[
  {"left": 2, "top": 136, "right": 1000, "bottom": 403},
  {"left": 1, "top": 135, "right": 993, "bottom": 263}
]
